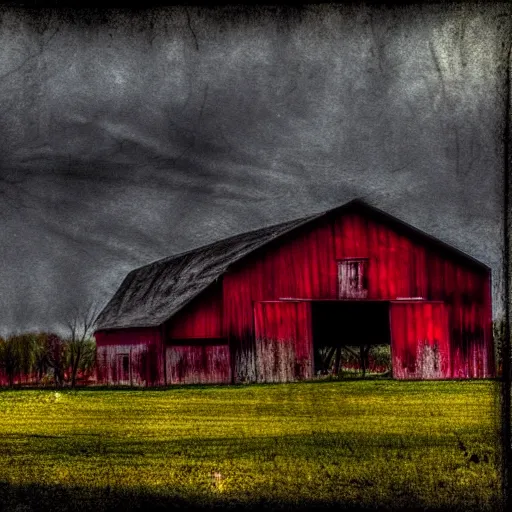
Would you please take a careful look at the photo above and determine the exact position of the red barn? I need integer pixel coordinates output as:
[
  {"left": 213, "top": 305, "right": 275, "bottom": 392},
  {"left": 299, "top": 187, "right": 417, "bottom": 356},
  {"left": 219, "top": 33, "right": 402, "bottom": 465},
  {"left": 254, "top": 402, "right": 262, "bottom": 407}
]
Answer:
[{"left": 94, "top": 200, "right": 494, "bottom": 386}]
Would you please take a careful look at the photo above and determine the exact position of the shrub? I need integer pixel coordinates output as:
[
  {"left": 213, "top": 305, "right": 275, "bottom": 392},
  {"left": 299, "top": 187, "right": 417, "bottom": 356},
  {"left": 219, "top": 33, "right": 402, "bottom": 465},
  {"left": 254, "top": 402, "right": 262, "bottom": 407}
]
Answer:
[
  {"left": 493, "top": 318, "right": 505, "bottom": 377},
  {"left": 339, "top": 345, "right": 391, "bottom": 375},
  {"left": 0, "top": 336, "right": 21, "bottom": 387}
]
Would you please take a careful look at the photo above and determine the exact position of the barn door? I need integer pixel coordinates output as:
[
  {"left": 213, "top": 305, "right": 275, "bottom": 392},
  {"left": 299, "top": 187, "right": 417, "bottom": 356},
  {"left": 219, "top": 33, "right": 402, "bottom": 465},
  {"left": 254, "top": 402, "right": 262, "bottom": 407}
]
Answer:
[
  {"left": 389, "top": 302, "right": 451, "bottom": 379},
  {"left": 116, "top": 353, "right": 131, "bottom": 385},
  {"left": 254, "top": 301, "right": 313, "bottom": 383}
]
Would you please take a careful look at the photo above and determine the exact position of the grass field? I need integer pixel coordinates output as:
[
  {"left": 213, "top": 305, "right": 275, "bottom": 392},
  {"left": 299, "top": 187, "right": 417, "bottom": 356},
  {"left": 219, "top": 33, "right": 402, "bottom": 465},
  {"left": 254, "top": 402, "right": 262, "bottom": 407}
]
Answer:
[{"left": 0, "top": 380, "right": 502, "bottom": 511}]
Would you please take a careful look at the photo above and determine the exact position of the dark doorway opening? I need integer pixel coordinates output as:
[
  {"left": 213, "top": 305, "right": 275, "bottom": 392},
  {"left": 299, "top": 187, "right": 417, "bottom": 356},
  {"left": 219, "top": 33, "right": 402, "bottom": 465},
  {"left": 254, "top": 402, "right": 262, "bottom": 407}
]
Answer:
[
  {"left": 117, "top": 353, "right": 131, "bottom": 384},
  {"left": 311, "top": 301, "right": 391, "bottom": 377}
]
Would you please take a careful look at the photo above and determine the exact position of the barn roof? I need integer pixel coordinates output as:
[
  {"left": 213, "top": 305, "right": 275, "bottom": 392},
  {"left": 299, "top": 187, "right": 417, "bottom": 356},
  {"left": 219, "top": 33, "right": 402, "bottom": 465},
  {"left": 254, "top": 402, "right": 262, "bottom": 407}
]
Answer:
[{"left": 95, "top": 199, "right": 489, "bottom": 331}]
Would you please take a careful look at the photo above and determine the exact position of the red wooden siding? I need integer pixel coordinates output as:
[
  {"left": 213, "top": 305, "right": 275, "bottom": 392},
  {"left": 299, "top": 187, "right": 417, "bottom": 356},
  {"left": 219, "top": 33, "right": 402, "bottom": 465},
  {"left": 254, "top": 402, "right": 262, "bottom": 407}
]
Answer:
[
  {"left": 168, "top": 282, "right": 223, "bottom": 339},
  {"left": 95, "top": 328, "right": 164, "bottom": 386},
  {"left": 165, "top": 342, "right": 230, "bottom": 384},
  {"left": 254, "top": 301, "right": 313, "bottom": 382},
  {"left": 390, "top": 302, "right": 451, "bottom": 379},
  {"left": 224, "top": 211, "right": 493, "bottom": 382}
]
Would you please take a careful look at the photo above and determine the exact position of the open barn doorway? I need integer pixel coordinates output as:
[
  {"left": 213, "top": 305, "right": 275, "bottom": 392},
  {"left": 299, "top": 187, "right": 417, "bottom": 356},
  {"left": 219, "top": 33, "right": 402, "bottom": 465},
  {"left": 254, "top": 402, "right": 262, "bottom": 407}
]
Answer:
[{"left": 311, "top": 301, "right": 391, "bottom": 378}]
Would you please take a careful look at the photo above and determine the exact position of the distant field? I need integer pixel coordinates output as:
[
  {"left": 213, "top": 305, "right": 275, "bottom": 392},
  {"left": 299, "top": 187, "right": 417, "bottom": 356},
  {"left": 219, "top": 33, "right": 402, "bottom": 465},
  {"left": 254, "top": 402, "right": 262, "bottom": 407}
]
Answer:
[{"left": 0, "top": 380, "right": 502, "bottom": 511}]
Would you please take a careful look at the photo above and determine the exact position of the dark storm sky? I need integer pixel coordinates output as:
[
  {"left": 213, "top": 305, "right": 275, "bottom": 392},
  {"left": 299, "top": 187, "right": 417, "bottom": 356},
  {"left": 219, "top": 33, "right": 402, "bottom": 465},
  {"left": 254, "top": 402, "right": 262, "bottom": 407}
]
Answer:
[{"left": 0, "top": 4, "right": 509, "bottom": 335}]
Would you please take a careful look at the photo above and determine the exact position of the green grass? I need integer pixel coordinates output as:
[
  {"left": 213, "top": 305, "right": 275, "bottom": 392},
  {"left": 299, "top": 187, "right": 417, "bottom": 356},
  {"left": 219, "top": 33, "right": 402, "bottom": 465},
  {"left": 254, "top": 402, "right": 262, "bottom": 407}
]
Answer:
[{"left": 0, "top": 380, "right": 502, "bottom": 511}]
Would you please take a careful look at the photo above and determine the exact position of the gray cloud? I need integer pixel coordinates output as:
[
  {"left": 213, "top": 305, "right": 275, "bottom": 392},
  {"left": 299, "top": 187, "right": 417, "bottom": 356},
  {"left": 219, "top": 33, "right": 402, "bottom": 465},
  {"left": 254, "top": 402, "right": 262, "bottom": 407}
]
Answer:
[{"left": 0, "top": 4, "right": 508, "bottom": 335}]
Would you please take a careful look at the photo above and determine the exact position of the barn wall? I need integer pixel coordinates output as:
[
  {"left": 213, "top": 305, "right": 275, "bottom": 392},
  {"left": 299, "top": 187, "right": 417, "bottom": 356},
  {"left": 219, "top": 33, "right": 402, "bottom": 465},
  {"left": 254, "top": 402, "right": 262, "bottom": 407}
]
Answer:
[
  {"left": 168, "top": 282, "right": 223, "bottom": 339},
  {"left": 165, "top": 341, "right": 231, "bottom": 384},
  {"left": 95, "top": 328, "right": 164, "bottom": 386},
  {"left": 254, "top": 301, "right": 313, "bottom": 383},
  {"left": 224, "top": 211, "right": 493, "bottom": 381},
  {"left": 164, "top": 281, "right": 229, "bottom": 385},
  {"left": 390, "top": 302, "right": 451, "bottom": 379}
]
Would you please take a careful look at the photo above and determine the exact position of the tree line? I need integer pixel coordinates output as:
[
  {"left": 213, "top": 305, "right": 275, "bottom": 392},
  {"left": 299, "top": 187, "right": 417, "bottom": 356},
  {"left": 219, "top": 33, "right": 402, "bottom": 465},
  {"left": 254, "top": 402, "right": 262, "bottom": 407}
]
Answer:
[
  {"left": 0, "top": 332, "right": 96, "bottom": 388},
  {"left": 0, "top": 304, "right": 98, "bottom": 389},
  {"left": 0, "top": 314, "right": 505, "bottom": 387}
]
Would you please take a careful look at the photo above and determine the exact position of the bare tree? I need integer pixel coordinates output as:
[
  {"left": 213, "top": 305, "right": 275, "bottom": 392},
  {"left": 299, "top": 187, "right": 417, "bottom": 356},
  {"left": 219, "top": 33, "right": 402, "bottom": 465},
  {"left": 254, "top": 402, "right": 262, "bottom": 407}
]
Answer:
[
  {"left": 44, "top": 333, "right": 67, "bottom": 388},
  {"left": 65, "top": 303, "right": 99, "bottom": 389},
  {"left": 33, "top": 333, "right": 50, "bottom": 383}
]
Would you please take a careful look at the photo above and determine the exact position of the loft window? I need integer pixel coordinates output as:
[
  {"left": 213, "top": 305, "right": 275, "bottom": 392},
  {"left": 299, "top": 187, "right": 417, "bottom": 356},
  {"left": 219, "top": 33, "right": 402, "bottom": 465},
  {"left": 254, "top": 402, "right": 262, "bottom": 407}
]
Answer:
[{"left": 338, "top": 258, "right": 369, "bottom": 299}]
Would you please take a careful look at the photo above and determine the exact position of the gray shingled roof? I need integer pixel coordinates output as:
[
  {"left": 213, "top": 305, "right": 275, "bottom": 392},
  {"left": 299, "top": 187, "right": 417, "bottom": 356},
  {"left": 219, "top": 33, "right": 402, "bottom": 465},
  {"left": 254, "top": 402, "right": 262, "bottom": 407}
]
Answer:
[
  {"left": 95, "top": 200, "right": 489, "bottom": 331},
  {"left": 95, "top": 212, "right": 323, "bottom": 330}
]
